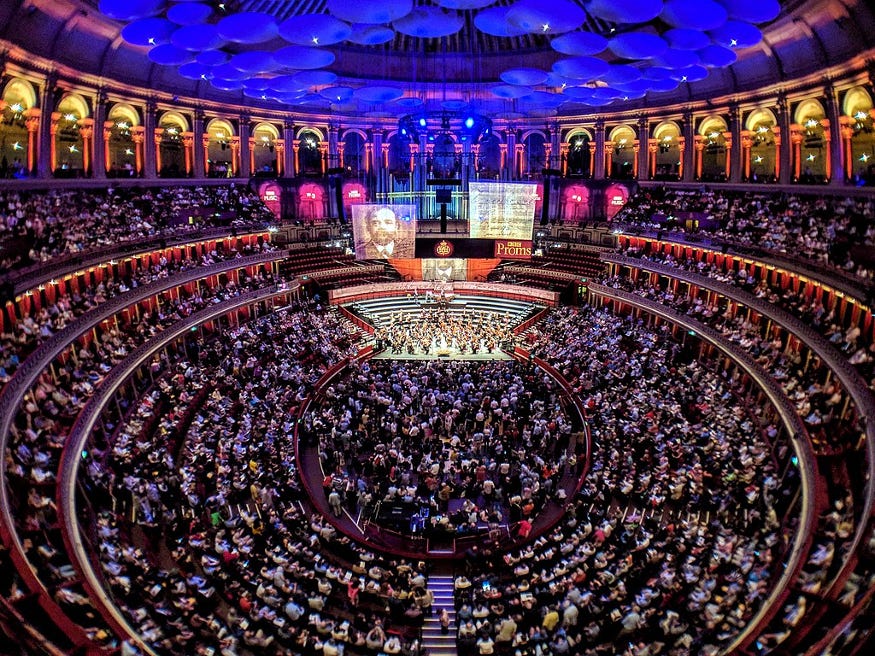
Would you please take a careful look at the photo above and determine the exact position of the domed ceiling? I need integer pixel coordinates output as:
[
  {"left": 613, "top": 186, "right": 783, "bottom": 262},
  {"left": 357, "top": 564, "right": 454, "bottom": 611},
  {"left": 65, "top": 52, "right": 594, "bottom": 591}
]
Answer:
[{"left": 5, "top": 0, "right": 875, "bottom": 118}]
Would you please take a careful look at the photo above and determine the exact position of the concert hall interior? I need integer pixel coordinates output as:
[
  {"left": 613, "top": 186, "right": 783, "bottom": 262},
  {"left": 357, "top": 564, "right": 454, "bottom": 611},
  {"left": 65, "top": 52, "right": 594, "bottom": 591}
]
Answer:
[{"left": 2, "top": 1, "right": 875, "bottom": 655}]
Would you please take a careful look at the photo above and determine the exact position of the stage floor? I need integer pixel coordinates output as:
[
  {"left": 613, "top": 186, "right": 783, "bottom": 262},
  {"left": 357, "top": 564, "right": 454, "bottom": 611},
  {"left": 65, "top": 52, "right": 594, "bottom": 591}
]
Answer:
[{"left": 371, "top": 349, "right": 511, "bottom": 361}]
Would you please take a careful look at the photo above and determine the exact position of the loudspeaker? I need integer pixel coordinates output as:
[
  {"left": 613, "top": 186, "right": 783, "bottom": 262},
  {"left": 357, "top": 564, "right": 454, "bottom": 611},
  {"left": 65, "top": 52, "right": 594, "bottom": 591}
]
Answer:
[{"left": 435, "top": 189, "right": 452, "bottom": 204}]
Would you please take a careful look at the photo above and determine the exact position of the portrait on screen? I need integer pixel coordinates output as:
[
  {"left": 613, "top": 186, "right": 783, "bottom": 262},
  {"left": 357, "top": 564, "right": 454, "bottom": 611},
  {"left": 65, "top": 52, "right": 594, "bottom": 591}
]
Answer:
[
  {"left": 422, "top": 258, "right": 467, "bottom": 282},
  {"left": 468, "top": 181, "right": 538, "bottom": 240},
  {"left": 352, "top": 204, "right": 417, "bottom": 260}
]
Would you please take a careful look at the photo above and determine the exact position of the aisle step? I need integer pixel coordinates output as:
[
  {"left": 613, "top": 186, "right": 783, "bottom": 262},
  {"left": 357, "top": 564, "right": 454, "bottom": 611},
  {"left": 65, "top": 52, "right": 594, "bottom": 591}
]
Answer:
[{"left": 421, "top": 575, "right": 457, "bottom": 656}]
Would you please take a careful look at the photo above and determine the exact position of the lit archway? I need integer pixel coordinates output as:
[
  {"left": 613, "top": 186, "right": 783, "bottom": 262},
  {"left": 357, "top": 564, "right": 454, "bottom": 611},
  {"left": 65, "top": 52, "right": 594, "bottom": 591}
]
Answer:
[
  {"left": 564, "top": 128, "right": 592, "bottom": 178},
  {"left": 106, "top": 103, "right": 140, "bottom": 177},
  {"left": 252, "top": 122, "right": 280, "bottom": 175},
  {"left": 608, "top": 125, "right": 636, "bottom": 180},
  {"left": 843, "top": 86, "right": 874, "bottom": 184},
  {"left": 158, "top": 111, "right": 189, "bottom": 177},
  {"left": 562, "top": 184, "right": 590, "bottom": 223},
  {"left": 341, "top": 129, "right": 366, "bottom": 177},
  {"left": 54, "top": 93, "right": 90, "bottom": 176},
  {"left": 205, "top": 118, "right": 236, "bottom": 177},
  {"left": 794, "top": 98, "right": 827, "bottom": 182},
  {"left": 297, "top": 182, "right": 325, "bottom": 222},
  {"left": 297, "top": 128, "right": 323, "bottom": 175},
  {"left": 698, "top": 116, "right": 728, "bottom": 182},
  {"left": 0, "top": 78, "right": 37, "bottom": 177},
  {"left": 652, "top": 121, "right": 681, "bottom": 180},
  {"left": 745, "top": 108, "right": 778, "bottom": 182}
]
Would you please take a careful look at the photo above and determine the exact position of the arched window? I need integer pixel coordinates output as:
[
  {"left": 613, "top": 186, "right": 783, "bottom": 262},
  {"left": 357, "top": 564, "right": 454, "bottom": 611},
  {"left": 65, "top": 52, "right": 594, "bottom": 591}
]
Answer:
[
  {"left": 698, "top": 116, "right": 728, "bottom": 182},
  {"left": 843, "top": 86, "right": 875, "bottom": 185},
  {"left": 565, "top": 130, "right": 591, "bottom": 178},
  {"left": 342, "top": 131, "right": 366, "bottom": 177},
  {"left": 522, "top": 131, "right": 546, "bottom": 178},
  {"left": 562, "top": 184, "right": 590, "bottom": 223},
  {"left": 297, "top": 129, "right": 322, "bottom": 175},
  {"left": 252, "top": 122, "right": 279, "bottom": 176},
  {"left": 54, "top": 94, "right": 89, "bottom": 177},
  {"left": 106, "top": 103, "right": 140, "bottom": 177},
  {"left": 477, "top": 133, "right": 501, "bottom": 179},
  {"left": 746, "top": 108, "right": 777, "bottom": 183},
  {"left": 430, "top": 133, "right": 457, "bottom": 179},
  {"left": 609, "top": 125, "right": 636, "bottom": 180},
  {"left": 158, "top": 112, "right": 188, "bottom": 178},
  {"left": 387, "top": 132, "right": 411, "bottom": 175},
  {"left": 653, "top": 121, "right": 681, "bottom": 180},
  {"left": 794, "top": 99, "right": 827, "bottom": 183},
  {"left": 0, "top": 78, "right": 36, "bottom": 178},
  {"left": 206, "top": 118, "right": 235, "bottom": 177}
]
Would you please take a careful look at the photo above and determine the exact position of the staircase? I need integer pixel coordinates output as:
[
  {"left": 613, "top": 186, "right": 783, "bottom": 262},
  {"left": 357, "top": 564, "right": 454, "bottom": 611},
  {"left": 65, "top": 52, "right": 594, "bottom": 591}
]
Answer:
[{"left": 422, "top": 575, "right": 457, "bottom": 656}]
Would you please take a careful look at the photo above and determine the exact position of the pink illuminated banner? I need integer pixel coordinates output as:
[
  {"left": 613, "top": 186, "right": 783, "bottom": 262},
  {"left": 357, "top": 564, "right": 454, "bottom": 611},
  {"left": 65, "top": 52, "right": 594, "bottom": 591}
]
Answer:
[{"left": 257, "top": 181, "right": 282, "bottom": 220}]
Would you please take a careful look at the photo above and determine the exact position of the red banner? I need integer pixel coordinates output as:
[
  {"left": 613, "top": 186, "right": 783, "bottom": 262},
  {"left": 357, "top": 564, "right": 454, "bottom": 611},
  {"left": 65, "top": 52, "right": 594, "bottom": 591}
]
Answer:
[{"left": 493, "top": 239, "right": 533, "bottom": 260}]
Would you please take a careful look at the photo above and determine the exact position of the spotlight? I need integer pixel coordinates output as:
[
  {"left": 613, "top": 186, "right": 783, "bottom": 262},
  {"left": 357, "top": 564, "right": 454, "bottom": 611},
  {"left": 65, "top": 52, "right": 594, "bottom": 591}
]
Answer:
[
  {"left": 419, "top": 118, "right": 427, "bottom": 127},
  {"left": 465, "top": 117, "right": 475, "bottom": 129}
]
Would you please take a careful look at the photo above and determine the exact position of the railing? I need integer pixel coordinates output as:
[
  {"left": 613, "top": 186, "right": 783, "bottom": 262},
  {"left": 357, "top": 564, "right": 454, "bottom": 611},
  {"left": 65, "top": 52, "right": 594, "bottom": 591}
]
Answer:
[
  {"left": 608, "top": 223, "right": 874, "bottom": 302},
  {"left": 327, "top": 281, "right": 559, "bottom": 306},
  {"left": 502, "top": 265, "right": 582, "bottom": 282},
  {"left": 602, "top": 253, "right": 875, "bottom": 567},
  {"left": 56, "top": 286, "right": 292, "bottom": 656},
  {"left": 513, "top": 307, "right": 550, "bottom": 335},
  {"left": 0, "top": 251, "right": 289, "bottom": 626},
  {"left": 3, "top": 225, "right": 272, "bottom": 296},
  {"left": 305, "top": 264, "right": 384, "bottom": 280},
  {"left": 336, "top": 305, "right": 375, "bottom": 335},
  {"left": 509, "top": 346, "right": 591, "bottom": 497},
  {"left": 587, "top": 283, "right": 819, "bottom": 655}
]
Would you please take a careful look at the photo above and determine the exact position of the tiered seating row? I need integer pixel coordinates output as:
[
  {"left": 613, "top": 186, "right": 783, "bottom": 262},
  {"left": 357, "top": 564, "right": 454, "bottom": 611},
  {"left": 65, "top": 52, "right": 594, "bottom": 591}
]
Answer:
[{"left": 344, "top": 294, "right": 539, "bottom": 330}]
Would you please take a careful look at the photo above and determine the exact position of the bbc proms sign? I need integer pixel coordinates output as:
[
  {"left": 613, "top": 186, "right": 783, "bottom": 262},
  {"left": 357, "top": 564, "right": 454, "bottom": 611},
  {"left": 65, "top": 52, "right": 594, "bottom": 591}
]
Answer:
[{"left": 494, "top": 239, "right": 532, "bottom": 260}]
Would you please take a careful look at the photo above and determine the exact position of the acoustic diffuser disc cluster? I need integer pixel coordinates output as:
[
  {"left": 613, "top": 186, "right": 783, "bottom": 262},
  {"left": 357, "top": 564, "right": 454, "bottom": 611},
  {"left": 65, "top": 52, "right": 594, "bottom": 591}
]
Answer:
[{"left": 99, "top": 0, "right": 780, "bottom": 115}]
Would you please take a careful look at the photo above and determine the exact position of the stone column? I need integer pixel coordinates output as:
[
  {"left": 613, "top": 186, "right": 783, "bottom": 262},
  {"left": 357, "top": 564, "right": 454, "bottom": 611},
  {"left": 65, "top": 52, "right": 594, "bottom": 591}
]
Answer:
[
  {"left": 131, "top": 126, "right": 145, "bottom": 176},
  {"left": 192, "top": 111, "right": 206, "bottom": 177},
  {"left": 506, "top": 128, "right": 516, "bottom": 181},
  {"left": 776, "top": 95, "right": 792, "bottom": 185},
  {"left": 92, "top": 90, "right": 107, "bottom": 178},
  {"left": 143, "top": 100, "right": 157, "bottom": 179},
  {"left": 593, "top": 118, "right": 605, "bottom": 179},
  {"left": 681, "top": 111, "right": 694, "bottom": 182},
  {"left": 328, "top": 124, "right": 339, "bottom": 169},
  {"left": 26, "top": 113, "right": 39, "bottom": 175},
  {"left": 37, "top": 75, "right": 56, "bottom": 178},
  {"left": 154, "top": 127, "right": 164, "bottom": 176},
  {"left": 283, "top": 121, "right": 295, "bottom": 177},
  {"left": 824, "top": 84, "right": 845, "bottom": 185},
  {"left": 604, "top": 141, "right": 614, "bottom": 178},
  {"left": 637, "top": 117, "right": 650, "bottom": 180},
  {"left": 79, "top": 119, "right": 93, "bottom": 176},
  {"left": 728, "top": 105, "right": 742, "bottom": 183},
  {"left": 238, "top": 115, "right": 251, "bottom": 178}
]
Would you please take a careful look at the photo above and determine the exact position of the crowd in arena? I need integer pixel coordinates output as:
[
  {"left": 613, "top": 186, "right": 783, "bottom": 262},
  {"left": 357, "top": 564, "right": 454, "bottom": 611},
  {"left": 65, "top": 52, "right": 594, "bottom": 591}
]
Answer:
[
  {"left": 0, "top": 185, "right": 274, "bottom": 272},
  {"left": 4, "top": 265, "right": 285, "bottom": 643},
  {"left": 58, "top": 299, "right": 796, "bottom": 656},
  {"left": 613, "top": 187, "right": 875, "bottom": 281},
  {"left": 306, "top": 358, "right": 579, "bottom": 539},
  {"left": 443, "top": 304, "right": 793, "bottom": 656},
  {"left": 84, "top": 302, "right": 433, "bottom": 655},
  {"left": 0, "top": 239, "right": 275, "bottom": 386},
  {"left": 593, "top": 266, "right": 865, "bottom": 456},
  {"left": 1, "top": 180, "right": 873, "bottom": 655},
  {"left": 614, "top": 244, "right": 875, "bottom": 395},
  {"left": 374, "top": 309, "right": 516, "bottom": 356}
]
